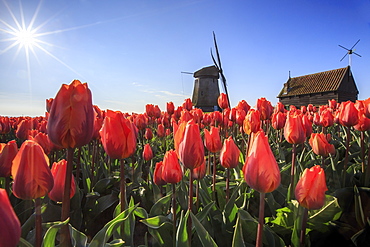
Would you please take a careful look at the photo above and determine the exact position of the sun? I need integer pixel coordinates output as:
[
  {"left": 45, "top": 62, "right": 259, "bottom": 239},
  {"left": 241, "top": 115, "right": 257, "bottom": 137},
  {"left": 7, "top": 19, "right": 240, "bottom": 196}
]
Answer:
[{"left": 14, "top": 28, "right": 38, "bottom": 49}]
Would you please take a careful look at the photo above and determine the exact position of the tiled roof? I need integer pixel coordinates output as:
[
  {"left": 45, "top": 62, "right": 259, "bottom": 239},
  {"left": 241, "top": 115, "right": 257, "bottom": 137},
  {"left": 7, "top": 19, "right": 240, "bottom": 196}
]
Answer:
[{"left": 277, "top": 66, "right": 349, "bottom": 97}]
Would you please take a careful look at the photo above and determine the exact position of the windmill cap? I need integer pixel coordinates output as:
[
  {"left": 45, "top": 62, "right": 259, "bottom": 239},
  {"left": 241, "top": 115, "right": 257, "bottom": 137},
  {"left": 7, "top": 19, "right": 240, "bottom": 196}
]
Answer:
[{"left": 194, "top": 65, "right": 219, "bottom": 79}]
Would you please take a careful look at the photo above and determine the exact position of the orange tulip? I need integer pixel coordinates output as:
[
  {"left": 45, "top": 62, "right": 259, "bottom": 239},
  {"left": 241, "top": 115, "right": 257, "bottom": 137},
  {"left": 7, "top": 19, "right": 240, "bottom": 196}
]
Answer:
[
  {"left": 337, "top": 101, "right": 359, "bottom": 127},
  {"left": 243, "top": 131, "right": 280, "bottom": 193},
  {"left": 295, "top": 165, "right": 327, "bottom": 210},
  {"left": 284, "top": 112, "right": 306, "bottom": 144},
  {"left": 0, "top": 116, "right": 11, "bottom": 134},
  {"left": 0, "top": 140, "right": 18, "bottom": 177},
  {"left": 243, "top": 109, "right": 261, "bottom": 135},
  {"left": 309, "top": 133, "right": 335, "bottom": 157},
  {"left": 47, "top": 79, "right": 94, "bottom": 148},
  {"left": 11, "top": 140, "right": 54, "bottom": 200},
  {"left": 218, "top": 93, "right": 229, "bottom": 109},
  {"left": 167, "top": 102, "right": 175, "bottom": 115},
  {"left": 182, "top": 98, "right": 193, "bottom": 111},
  {"left": 161, "top": 150, "right": 183, "bottom": 184},
  {"left": 220, "top": 137, "right": 240, "bottom": 169},
  {"left": 0, "top": 188, "right": 21, "bottom": 247},
  {"left": 236, "top": 100, "right": 251, "bottom": 113},
  {"left": 142, "top": 143, "right": 153, "bottom": 161},
  {"left": 16, "top": 119, "right": 31, "bottom": 140},
  {"left": 153, "top": 161, "right": 166, "bottom": 186},
  {"left": 48, "top": 159, "right": 76, "bottom": 202},
  {"left": 178, "top": 120, "right": 204, "bottom": 170},
  {"left": 320, "top": 109, "right": 334, "bottom": 127},
  {"left": 204, "top": 126, "right": 222, "bottom": 153}
]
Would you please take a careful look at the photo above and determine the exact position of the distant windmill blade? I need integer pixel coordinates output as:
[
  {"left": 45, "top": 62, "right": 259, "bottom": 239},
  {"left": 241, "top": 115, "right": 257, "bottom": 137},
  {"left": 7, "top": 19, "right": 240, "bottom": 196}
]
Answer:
[
  {"left": 353, "top": 51, "right": 362, "bottom": 57},
  {"left": 212, "top": 32, "right": 230, "bottom": 108},
  {"left": 338, "top": 45, "right": 350, "bottom": 51},
  {"left": 340, "top": 53, "right": 348, "bottom": 62},
  {"left": 350, "top": 39, "right": 360, "bottom": 50}
]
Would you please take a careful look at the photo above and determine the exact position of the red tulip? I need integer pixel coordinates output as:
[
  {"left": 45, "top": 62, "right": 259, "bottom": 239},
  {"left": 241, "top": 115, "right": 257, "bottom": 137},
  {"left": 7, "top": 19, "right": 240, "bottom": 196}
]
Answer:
[
  {"left": 157, "top": 124, "right": 165, "bottom": 138},
  {"left": 153, "top": 161, "right": 166, "bottom": 186},
  {"left": 167, "top": 102, "right": 175, "bottom": 115},
  {"left": 302, "top": 114, "right": 313, "bottom": 138},
  {"left": 0, "top": 188, "right": 21, "bottom": 247},
  {"left": 328, "top": 99, "right": 337, "bottom": 110},
  {"left": 274, "top": 102, "right": 286, "bottom": 113},
  {"left": 284, "top": 112, "right": 306, "bottom": 144},
  {"left": 178, "top": 120, "right": 205, "bottom": 170},
  {"left": 309, "top": 133, "right": 335, "bottom": 157},
  {"left": 363, "top": 97, "right": 370, "bottom": 118},
  {"left": 99, "top": 110, "right": 137, "bottom": 160},
  {"left": 257, "top": 97, "right": 274, "bottom": 120},
  {"left": 338, "top": 101, "right": 359, "bottom": 127},
  {"left": 0, "top": 116, "right": 11, "bottom": 134},
  {"left": 31, "top": 132, "right": 52, "bottom": 155},
  {"left": 144, "top": 128, "right": 153, "bottom": 140},
  {"left": 218, "top": 93, "right": 229, "bottom": 109},
  {"left": 220, "top": 137, "right": 240, "bottom": 169},
  {"left": 204, "top": 126, "right": 222, "bottom": 153},
  {"left": 46, "top": 98, "right": 53, "bottom": 113},
  {"left": 142, "top": 143, "right": 153, "bottom": 161},
  {"left": 16, "top": 119, "right": 31, "bottom": 140},
  {"left": 319, "top": 109, "right": 334, "bottom": 127},
  {"left": 161, "top": 150, "right": 183, "bottom": 184},
  {"left": 354, "top": 109, "right": 370, "bottom": 132},
  {"left": 243, "top": 131, "right": 280, "bottom": 193},
  {"left": 0, "top": 140, "right": 18, "bottom": 177},
  {"left": 48, "top": 159, "right": 76, "bottom": 202},
  {"left": 11, "top": 140, "right": 54, "bottom": 200},
  {"left": 271, "top": 112, "right": 286, "bottom": 130},
  {"left": 235, "top": 109, "right": 246, "bottom": 126},
  {"left": 295, "top": 165, "right": 327, "bottom": 210},
  {"left": 236, "top": 100, "right": 251, "bottom": 113},
  {"left": 182, "top": 98, "right": 193, "bottom": 111},
  {"left": 243, "top": 109, "right": 261, "bottom": 135},
  {"left": 47, "top": 80, "right": 94, "bottom": 148}
]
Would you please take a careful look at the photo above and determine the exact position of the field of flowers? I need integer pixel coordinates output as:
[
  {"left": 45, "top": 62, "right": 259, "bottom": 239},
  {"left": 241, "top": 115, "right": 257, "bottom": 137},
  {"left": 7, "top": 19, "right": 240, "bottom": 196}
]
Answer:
[{"left": 1, "top": 79, "right": 370, "bottom": 247}]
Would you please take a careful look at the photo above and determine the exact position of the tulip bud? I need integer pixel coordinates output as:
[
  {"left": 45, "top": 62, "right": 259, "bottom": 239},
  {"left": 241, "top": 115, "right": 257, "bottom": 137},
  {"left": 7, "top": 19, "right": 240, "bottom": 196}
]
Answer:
[
  {"left": 161, "top": 150, "right": 183, "bottom": 184},
  {"left": 178, "top": 120, "right": 204, "bottom": 170},
  {"left": 142, "top": 143, "right": 153, "bottom": 161},
  {"left": 0, "top": 140, "right": 18, "bottom": 177},
  {"left": 99, "top": 110, "right": 137, "bottom": 160},
  {"left": 309, "top": 133, "right": 335, "bottom": 157},
  {"left": 218, "top": 93, "right": 229, "bottom": 109},
  {"left": 48, "top": 159, "right": 76, "bottom": 202},
  {"left": 220, "top": 137, "right": 240, "bottom": 169},
  {"left": 284, "top": 112, "right": 306, "bottom": 144},
  {"left": 295, "top": 165, "right": 327, "bottom": 210},
  {"left": 11, "top": 140, "right": 54, "bottom": 200},
  {"left": 153, "top": 161, "right": 166, "bottom": 186},
  {"left": 243, "top": 131, "right": 280, "bottom": 193},
  {"left": 0, "top": 189, "right": 21, "bottom": 247},
  {"left": 192, "top": 158, "right": 206, "bottom": 180},
  {"left": 204, "top": 127, "right": 222, "bottom": 153},
  {"left": 47, "top": 80, "right": 94, "bottom": 148},
  {"left": 338, "top": 101, "right": 359, "bottom": 127}
]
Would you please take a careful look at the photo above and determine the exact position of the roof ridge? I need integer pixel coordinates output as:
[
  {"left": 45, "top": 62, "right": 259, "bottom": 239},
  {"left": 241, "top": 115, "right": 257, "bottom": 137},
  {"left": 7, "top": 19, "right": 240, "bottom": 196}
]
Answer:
[{"left": 291, "top": 66, "right": 348, "bottom": 79}]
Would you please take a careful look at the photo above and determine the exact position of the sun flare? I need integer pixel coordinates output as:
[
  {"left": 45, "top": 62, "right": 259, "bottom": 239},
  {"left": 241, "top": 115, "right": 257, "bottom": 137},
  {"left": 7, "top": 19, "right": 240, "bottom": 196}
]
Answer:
[{"left": 14, "top": 28, "right": 38, "bottom": 48}]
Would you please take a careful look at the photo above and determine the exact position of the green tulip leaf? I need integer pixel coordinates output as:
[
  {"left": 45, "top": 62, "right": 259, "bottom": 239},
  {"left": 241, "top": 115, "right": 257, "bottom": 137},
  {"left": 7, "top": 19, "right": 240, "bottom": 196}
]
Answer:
[
  {"left": 42, "top": 218, "right": 69, "bottom": 247},
  {"left": 190, "top": 211, "right": 218, "bottom": 247}
]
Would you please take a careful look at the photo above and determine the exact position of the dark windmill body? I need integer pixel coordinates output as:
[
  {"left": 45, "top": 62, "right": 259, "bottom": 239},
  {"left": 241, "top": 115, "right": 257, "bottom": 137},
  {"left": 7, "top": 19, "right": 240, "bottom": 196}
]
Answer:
[
  {"left": 277, "top": 66, "right": 359, "bottom": 107},
  {"left": 191, "top": 32, "right": 229, "bottom": 112}
]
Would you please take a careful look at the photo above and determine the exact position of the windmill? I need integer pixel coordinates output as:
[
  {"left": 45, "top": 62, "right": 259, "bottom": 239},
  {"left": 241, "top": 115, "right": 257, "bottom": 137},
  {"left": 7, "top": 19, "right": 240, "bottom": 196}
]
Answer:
[
  {"left": 339, "top": 39, "right": 362, "bottom": 66},
  {"left": 191, "top": 32, "right": 229, "bottom": 111}
]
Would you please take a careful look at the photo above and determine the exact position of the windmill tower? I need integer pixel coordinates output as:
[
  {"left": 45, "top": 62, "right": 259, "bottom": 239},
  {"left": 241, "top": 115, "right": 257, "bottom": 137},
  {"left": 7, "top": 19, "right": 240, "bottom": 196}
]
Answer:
[
  {"left": 339, "top": 39, "right": 362, "bottom": 67},
  {"left": 191, "top": 32, "right": 229, "bottom": 111}
]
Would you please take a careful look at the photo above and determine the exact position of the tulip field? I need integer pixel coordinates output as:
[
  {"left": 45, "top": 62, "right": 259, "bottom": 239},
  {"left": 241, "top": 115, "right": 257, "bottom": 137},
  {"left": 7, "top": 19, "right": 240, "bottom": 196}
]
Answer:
[{"left": 1, "top": 79, "right": 370, "bottom": 247}]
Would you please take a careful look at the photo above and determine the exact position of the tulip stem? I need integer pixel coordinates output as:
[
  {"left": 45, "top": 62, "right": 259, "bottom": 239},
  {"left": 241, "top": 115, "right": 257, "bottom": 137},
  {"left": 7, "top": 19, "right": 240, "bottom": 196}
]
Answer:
[
  {"left": 342, "top": 126, "right": 351, "bottom": 186},
  {"left": 172, "top": 183, "right": 177, "bottom": 246},
  {"left": 188, "top": 170, "right": 194, "bottom": 246},
  {"left": 226, "top": 168, "right": 230, "bottom": 202},
  {"left": 35, "top": 198, "right": 42, "bottom": 247},
  {"left": 212, "top": 152, "right": 217, "bottom": 200},
  {"left": 196, "top": 179, "right": 200, "bottom": 212},
  {"left": 300, "top": 208, "right": 309, "bottom": 247},
  {"left": 256, "top": 192, "right": 265, "bottom": 247},
  {"left": 60, "top": 147, "right": 74, "bottom": 247},
  {"left": 289, "top": 144, "right": 297, "bottom": 202},
  {"left": 361, "top": 131, "right": 365, "bottom": 173},
  {"left": 120, "top": 158, "right": 126, "bottom": 239}
]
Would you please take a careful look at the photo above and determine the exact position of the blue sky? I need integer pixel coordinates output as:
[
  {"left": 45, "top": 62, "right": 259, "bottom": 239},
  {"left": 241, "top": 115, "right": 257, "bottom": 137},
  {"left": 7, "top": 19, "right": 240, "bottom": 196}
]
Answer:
[{"left": 1, "top": 0, "right": 369, "bottom": 116}]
